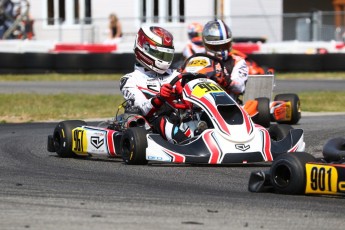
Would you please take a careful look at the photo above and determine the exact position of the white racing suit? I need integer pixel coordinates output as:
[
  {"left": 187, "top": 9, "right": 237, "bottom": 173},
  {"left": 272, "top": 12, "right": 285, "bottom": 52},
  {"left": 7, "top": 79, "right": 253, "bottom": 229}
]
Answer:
[
  {"left": 224, "top": 54, "right": 249, "bottom": 98},
  {"left": 120, "top": 64, "right": 188, "bottom": 143}
]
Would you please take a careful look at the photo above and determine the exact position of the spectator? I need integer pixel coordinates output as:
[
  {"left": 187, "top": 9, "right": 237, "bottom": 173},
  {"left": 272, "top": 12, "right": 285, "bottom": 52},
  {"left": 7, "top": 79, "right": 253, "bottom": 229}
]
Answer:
[
  {"left": 104, "top": 13, "right": 122, "bottom": 45},
  {"left": 0, "top": 0, "right": 15, "bottom": 39}
]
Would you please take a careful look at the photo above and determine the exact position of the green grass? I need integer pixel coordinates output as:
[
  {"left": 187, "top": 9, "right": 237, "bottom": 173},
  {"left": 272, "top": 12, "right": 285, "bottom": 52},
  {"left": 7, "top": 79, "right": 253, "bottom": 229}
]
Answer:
[
  {"left": 0, "top": 73, "right": 122, "bottom": 81},
  {"left": 0, "top": 91, "right": 344, "bottom": 123},
  {"left": 0, "top": 94, "right": 124, "bottom": 123},
  {"left": 0, "top": 73, "right": 345, "bottom": 123},
  {"left": 0, "top": 72, "right": 345, "bottom": 81},
  {"left": 276, "top": 72, "right": 345, "bottom": 80},
  {"left": 298, "top": 91, "right": 345, "bottom": 112}
]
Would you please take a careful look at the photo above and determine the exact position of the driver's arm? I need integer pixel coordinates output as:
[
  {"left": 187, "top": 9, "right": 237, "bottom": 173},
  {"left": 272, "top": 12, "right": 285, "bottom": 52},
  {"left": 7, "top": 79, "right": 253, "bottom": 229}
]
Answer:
[
  {"left": 120, "top": 74, "right": 157, "bottom": 117},
  {"left": 228, "top": 58, "right": 249, "bottom": 94}
]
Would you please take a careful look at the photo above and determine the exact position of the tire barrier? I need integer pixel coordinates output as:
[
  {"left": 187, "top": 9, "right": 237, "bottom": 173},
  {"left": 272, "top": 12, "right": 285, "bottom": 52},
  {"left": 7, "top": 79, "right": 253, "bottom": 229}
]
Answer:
[{"left": 0, "top": 52, "right": 344, "bottom": 74}]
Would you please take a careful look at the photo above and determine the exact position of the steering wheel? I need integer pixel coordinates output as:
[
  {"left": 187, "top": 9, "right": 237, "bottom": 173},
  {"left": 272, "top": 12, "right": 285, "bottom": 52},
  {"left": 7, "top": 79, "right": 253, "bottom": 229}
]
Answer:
[
  {"left": 170, "top": 72, "right": 207, "bottom": 88},
  {"left": 158, "top": 72, "right": 208, "bottom": 110}
]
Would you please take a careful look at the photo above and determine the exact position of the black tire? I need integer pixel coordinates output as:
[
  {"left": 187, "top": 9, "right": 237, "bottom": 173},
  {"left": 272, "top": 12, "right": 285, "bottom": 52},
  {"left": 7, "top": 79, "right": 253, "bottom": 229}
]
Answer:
[
  {"left": 322, "top": 137, "right": 345, "bottom": 162},
  {"left": 268, "top": 124, "right": 293, "bottom": 141},
  {"left": 252, "top": 97, "right": 270, "bottom": 128},
  {"left": 274, "top": 93, "right": 301, "bottom": 125},
  {"left": 120, "top": 127, "right": 148, "bottom": 165},
  {"left": 270, "top": 152, "right": 316, "bottom": 194},
  {"left": 53, "top": 120, "right": 87, "bottom": 158}
]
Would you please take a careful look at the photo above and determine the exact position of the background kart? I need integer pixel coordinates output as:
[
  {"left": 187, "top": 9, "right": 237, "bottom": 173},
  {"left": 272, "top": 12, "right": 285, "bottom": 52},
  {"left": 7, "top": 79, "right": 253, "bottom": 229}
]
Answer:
[
  {"left": 246, "top": 80, "right": 301, "bottom": 128},
  {"left": 231, "top": 49, "right": 274, "bottom": 76},
  {"left": 181, "top": 53, "right": 301, "bottom": 128},
  {"left": 248, "top": 137, "right": 345, "bottom": 196},
  {"left": 47, "top": 73, "right": 305, "bottom": 166}
]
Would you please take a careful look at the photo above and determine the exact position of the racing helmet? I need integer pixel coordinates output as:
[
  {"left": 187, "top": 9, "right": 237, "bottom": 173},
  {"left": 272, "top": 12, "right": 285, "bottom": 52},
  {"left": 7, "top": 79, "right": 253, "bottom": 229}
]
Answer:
[
  {"left": 202, "top": 19, "right": 232, "bottom": 60},
  {"left": 134, "top": 26, "right": 175, "bottom": 74},
  {"left": 187, "top": 22, "right": 203, "bottom": 45}
]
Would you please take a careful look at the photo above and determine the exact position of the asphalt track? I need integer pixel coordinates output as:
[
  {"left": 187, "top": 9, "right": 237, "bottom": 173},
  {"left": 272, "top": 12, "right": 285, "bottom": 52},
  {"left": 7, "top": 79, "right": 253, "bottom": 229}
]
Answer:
[
  {"left": 1, "top": 115, "right": 345, "bottom": 230},
  {"left": 1, "top": 80, "right": 345, "bottom": 229},
  {"left": 1, "top": 79, "right": 345, "bottom": 94}
]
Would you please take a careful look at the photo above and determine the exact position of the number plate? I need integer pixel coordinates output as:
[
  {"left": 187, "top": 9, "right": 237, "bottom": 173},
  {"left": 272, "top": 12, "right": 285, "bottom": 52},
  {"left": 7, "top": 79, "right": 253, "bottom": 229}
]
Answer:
[
  {"left": 72, "top": 127, "right": 88, "bottom": 155},
  {"left": 192, "top": 82, "right": 224, "bottom": 98},
  {"left": 305, "top": 163, "right": 345, "bottom": 195}
]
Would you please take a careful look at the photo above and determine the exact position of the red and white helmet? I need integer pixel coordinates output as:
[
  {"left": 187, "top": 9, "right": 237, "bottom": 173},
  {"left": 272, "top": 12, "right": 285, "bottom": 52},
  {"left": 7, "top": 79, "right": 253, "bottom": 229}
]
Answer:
[{"left": 134, "top": 26, "right": 175, "bottom": 74}]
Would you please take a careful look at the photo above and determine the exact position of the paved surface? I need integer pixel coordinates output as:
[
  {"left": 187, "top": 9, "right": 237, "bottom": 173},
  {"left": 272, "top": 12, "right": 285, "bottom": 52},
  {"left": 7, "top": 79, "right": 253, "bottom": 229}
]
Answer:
[
  {"left": 1, "top": 79, "right": 344, "bottom": 95},
  {"left": 0, "top": 115, "right": 345, "bottom": 230},
  {"left": 0, "top": 81, "right": 120, "bottom": 94}
]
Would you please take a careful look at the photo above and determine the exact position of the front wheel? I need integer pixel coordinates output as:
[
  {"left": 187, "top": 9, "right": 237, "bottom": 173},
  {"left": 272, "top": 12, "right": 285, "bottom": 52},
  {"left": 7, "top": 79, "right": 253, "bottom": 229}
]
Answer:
[
  {"left": 52, "top": 120, "right": 87, "bottom": 158},
  {"left": 270, "top": 152, "right": 316, "bottom": 194},
  {"left": 120, "top": 127, "right": 148, "bottom": 165}
]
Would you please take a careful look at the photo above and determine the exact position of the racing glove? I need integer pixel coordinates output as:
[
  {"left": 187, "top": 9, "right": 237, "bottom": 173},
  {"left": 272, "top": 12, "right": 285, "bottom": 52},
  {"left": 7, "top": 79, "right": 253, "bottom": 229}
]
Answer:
[
  {"left": 160, "top": 84, "right": 173, "bottom": 98},
  {"left": 214, "top": 71, "right": 231, "bottom": 89},
  {"left": 151, "top": 84, "right": 173, "bottom": 108}
]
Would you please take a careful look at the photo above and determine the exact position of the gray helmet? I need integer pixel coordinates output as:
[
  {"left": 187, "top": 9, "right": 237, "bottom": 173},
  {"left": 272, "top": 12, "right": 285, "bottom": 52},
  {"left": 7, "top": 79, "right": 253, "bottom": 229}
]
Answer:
[{"left": 202, "top": 20, "right": 232, "bottom": 59}]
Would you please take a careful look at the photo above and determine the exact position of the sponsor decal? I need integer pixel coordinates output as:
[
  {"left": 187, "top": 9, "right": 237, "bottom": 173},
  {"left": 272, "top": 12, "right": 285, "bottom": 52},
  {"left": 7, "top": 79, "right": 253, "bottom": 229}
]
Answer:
[
  {"left": 91, "top": 136, "right": 104, "bottom": 149},
  {"left": 147, "top": 156, "right": 164, "bottom": 161},
  {"left": 235, "top": 144, "right": 250, "bottom": 151},
  {"left": 186, "top": 57, "right": 210, "bottom": 67}
]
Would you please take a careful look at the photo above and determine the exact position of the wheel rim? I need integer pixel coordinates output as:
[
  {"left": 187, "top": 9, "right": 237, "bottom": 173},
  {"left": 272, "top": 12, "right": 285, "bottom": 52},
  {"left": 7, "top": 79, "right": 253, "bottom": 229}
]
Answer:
[
  {"left": 122, "top": 138, "right": 131, "bottom": 160},
  {"left": 53, "top": 131, "right": 62, "bottom": 152},
  {"left": 273, "top": 164, "right": 291, "bottom": 188}
]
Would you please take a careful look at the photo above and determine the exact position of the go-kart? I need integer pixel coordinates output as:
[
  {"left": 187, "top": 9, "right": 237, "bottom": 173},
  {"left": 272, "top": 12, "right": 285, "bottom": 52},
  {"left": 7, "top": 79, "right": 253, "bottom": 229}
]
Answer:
[
  {"left": 47, "top": 72, "right": 306, "bottom": 165},
  {"left": 248, "top": 137, "right": 345, "bottom": 196},
  {"left": 230, "top": 49, "right": 274, "bottom": 75},
  {"left": 180, "top": 53, "right": 301, "bottom": 128}
]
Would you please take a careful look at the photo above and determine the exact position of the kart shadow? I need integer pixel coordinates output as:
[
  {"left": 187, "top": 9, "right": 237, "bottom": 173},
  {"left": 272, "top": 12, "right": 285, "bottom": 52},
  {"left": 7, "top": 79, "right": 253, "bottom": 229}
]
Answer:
[
  {"left": 148, "top": 162, "right": 272, "bottom": 168},
  {"left": 49, "top": 154, "right": 124, "bottom": 163},
  {"left": 49, "top": 154, "right": 272, "bottom": 167}
]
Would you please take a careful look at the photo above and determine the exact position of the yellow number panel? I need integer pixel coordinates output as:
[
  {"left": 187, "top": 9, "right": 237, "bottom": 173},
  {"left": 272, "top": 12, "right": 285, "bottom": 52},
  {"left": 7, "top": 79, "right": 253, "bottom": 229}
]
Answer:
[
  {"left": 72, "top": 127, "right": 88, "bottom": 156},
  {"left": 192, "top": 82, "right": 223, "bottom": 98},
  {"left": 305, "top": 163, "right": 345, "bottom": 195}
]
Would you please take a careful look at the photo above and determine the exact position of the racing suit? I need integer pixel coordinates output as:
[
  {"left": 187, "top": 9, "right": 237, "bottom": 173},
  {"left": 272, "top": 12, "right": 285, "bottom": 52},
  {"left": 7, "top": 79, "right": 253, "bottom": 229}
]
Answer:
[
  {"left": 215, "top": 53, "right": 249, "bottom": 100},
  {"left": 182, "top": 41, "right": 206, "bottom": 60},
  {"left": 120, "top": 63, "right": 188, "bottom": 143}
]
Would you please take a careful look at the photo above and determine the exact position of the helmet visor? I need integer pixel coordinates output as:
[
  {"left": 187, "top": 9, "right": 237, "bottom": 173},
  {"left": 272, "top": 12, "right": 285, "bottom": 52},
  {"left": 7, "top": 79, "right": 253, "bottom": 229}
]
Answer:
[{"left": 146, "top": 44, "right": 174, "bottom": 63}]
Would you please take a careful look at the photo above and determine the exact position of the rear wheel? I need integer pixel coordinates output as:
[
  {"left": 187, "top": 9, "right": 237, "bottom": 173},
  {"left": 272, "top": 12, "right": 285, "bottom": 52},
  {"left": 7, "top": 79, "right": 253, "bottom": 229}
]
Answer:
[
  {"left": 120, "top": 127, "right": 148, "bottom": 165},
  {"left": 252, "top": 97, "right": 270, "bottom": 128},
  {"left": 274, "top": 93, "right": 301, "bottom": 125},
  {"left": 270, "top": 152, "right": 316, "bottom": 194},
  {"left": 53, "top": 120, "right": 87, "bottom": 158}
]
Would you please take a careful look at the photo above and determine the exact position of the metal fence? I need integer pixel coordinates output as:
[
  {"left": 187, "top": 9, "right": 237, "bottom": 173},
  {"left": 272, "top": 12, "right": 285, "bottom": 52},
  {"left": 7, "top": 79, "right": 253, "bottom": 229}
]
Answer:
[{"left": 3, "top": 11, "right": 345, "bottom": 46}]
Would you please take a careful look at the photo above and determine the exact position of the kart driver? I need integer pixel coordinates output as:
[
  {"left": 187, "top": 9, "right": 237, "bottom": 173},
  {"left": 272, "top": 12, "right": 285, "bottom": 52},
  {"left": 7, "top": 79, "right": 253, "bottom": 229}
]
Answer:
[
  {"left": 182, "top": 22, "right": 206, "bottom": 60},
  {"left": 120, "top": 26, "right": 188, "bottom": 144},
  {"left": 201, "top": 19, "right": 249, "bottom": 100}
]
